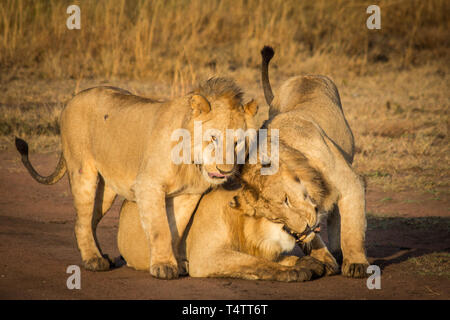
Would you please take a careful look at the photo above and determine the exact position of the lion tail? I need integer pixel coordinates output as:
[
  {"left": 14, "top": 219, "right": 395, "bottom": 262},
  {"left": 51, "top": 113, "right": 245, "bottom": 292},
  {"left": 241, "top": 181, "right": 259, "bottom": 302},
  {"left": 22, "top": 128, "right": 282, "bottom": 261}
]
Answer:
[
  {"left": 15, "top": 137, "right": 66, "bottom": 185},
  {"left": 260, "top": 45, "right": 275, "bottom": 107}
]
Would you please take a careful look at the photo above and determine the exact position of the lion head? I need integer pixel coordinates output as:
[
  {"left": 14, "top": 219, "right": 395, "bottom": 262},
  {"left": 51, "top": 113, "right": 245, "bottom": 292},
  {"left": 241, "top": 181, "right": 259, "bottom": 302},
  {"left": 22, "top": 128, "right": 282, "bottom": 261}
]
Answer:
[
  {"left": 187, "top": 77, "right": 258, "bottom": 185},
  {"left": 231, "top": 143, "right": 331, "bottom": 244}
]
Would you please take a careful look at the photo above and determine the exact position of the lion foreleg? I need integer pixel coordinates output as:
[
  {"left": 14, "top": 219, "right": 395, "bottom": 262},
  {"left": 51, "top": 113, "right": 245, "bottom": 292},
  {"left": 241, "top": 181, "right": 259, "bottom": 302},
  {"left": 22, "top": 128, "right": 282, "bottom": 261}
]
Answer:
[
  {"left": 277, "top": 255, "right": 300, "bottom": 266},
  {"left": 190, "top": 249, "right": 317, "bottom": 282},
  {"left": 135, "top": 183, "right": 178, "bottom": 280},
  {"left": 305, "top": 136, "right": 369, "bottom": 278},
  {"left": 336, "top": 174, "right": 369, "bottom": 278}
]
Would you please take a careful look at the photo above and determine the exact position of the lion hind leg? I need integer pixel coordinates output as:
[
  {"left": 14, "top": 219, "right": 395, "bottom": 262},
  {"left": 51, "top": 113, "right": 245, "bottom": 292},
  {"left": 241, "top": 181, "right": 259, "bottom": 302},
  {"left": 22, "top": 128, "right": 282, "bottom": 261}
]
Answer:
[{"left": 69, "top": 165, "right": 111, "bottom": 271}]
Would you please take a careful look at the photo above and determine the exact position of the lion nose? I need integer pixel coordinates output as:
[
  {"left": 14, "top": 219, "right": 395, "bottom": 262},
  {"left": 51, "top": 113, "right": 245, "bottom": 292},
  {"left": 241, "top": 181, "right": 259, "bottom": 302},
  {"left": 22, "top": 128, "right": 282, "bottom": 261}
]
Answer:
[{"left": 216, "top": 166, "right": 234, "bottom": 174}]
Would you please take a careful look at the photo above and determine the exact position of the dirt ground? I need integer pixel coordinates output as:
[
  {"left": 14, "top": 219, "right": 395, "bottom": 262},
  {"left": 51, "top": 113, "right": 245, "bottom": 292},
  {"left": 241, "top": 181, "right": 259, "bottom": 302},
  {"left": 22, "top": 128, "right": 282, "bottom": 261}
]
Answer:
[{"left": 0, "top": 151, "right": 448, "bottom": 300}]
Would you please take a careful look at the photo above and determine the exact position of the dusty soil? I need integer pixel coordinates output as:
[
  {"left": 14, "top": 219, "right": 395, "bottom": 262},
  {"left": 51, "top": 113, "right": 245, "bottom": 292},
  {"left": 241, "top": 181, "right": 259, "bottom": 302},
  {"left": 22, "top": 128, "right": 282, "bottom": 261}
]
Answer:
[{"left": 0, "top": 151, "right": 449, "bottom": 300}]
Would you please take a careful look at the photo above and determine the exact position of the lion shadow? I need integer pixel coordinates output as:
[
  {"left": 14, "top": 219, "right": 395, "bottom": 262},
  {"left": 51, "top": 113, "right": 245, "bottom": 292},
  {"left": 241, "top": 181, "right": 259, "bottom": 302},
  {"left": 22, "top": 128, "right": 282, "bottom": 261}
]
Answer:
[{"left": 364, "top": 216, "right": 450, "bottom": 271}]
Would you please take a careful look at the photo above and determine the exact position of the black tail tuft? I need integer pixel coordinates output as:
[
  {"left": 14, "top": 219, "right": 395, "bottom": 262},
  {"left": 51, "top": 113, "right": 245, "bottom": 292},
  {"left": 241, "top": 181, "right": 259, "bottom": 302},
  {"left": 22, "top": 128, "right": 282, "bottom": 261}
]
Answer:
[
  {"left": 15, "top": 137, "right": 29, "bottom": 157},
  {"left": 261, "top": 46, "right": 275, "bottom": 63},
  {"left": 260, "top": 46, "right": 275, "bottom": 106}
]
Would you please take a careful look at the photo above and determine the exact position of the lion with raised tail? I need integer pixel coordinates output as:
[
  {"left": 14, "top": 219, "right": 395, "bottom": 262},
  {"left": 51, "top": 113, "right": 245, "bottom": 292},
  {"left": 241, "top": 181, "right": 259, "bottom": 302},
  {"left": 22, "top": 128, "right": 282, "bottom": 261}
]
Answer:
[
  {"left": 15, "top": 78, "right": 259, "bottom": 279},
  {"left": 260, "top": 46, "right": 369, "bottom": 277},
  {"left": 116, "top": 47, "right": 369, "bottom": 279}
]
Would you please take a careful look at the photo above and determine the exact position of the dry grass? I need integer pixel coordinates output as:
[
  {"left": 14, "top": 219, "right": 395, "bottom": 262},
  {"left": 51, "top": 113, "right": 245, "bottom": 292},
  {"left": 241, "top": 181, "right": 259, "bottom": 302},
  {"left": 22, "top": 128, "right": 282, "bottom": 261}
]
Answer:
[
  {"left": 406, "top": 252, "right": 450, "bottom": 278},
  {"left": 1, "top": 0, "right": 449, "bottom": 82},
  {"left": 0, "top": 0, "right": 448, "bottom": 194},
  {"left": 345, "top": 65, "right": 450, "bottom": 193}
]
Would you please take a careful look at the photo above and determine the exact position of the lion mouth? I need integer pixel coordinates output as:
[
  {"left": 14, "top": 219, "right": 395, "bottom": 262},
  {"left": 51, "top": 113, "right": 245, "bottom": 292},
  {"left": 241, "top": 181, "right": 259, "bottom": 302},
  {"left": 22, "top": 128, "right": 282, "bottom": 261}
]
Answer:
[
  {"left": 282, "top": 224, "right": 321, "bottom": 243},
  {"left": 207, "top": 172, "right": 227, "bottom": 179}
]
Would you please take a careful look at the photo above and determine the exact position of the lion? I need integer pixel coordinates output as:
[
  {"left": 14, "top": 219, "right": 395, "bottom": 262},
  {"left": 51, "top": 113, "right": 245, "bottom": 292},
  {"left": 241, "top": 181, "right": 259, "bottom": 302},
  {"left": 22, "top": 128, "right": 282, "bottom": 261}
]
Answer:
[
  {"left": 259, "top": 46, "right": 369, "bottom": 277},
  {"left": 117, "top": 163, "right": 327, "bottom": 282},
  {"left": 15, "top": 77, "right": 259, "bottom": 279}
]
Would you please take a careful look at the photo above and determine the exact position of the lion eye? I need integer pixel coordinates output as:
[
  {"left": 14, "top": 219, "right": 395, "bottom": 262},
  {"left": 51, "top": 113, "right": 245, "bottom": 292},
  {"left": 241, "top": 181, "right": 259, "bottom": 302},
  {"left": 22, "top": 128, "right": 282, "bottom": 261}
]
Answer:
[{"left": 284, "top": 195, "right": 291, "bottom": 207}]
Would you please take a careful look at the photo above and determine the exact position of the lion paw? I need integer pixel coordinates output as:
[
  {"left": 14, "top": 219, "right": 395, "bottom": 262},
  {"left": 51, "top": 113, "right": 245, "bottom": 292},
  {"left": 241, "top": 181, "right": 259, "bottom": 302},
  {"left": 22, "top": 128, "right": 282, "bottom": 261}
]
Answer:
[
  {"left": 308, "top": 251, "right": 340, "bottom": 276},
  {"left": 323, "top": 261, "right": 340, "bottom": 276},
  {"left": 150, "top": 263, "right": 179, "bottom": 280},
  {"left": 341, "top": 260, "right": 369, "bottom": 278},
  {"left": 276, "top": 268, "right": 313, "bottom": 282},
  {"left": 83, "top": 256, "right": 111, "bottom": 271},
  {"left": 295, "top": 256, "right": 325, "bottom": 278}
]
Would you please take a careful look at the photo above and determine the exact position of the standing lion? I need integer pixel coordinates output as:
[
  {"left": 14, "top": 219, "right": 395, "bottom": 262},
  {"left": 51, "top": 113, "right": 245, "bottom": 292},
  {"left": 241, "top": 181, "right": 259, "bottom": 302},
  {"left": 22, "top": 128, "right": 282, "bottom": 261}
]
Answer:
[
  {"left": 260, "top": 46, "right": 369, "bottom": 277},
  {"left": 15, "top": 78, "right": 258, "bottom": 279}
]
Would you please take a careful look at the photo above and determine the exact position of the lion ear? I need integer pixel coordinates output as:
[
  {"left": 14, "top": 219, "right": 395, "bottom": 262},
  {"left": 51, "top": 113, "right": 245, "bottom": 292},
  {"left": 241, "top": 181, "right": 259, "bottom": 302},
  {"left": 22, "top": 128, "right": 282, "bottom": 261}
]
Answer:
[
  {"left": 243, "top": 99, "right": 258, "bottom": 116},
  {"left": 190, "top": 94, "right": 210, "bottom": 117}
]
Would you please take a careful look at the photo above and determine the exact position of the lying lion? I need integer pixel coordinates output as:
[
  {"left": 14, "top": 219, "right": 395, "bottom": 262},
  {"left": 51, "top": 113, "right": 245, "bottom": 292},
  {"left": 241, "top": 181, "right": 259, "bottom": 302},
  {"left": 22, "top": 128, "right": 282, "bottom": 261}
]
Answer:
[
  {"left": 15, "top": 78, "right": 258, "bottom": 279},
  {"left": 260, "top": 46, "right": 369, "bottom": 277},
  {"left": 118, "top": 163, "right": 326, "bottom": 282}
]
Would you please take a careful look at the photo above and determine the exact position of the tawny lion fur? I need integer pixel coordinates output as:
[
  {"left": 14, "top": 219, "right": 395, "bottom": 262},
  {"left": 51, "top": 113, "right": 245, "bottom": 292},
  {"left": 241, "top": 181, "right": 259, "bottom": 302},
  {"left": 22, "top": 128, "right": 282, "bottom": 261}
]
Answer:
[
  {"left": 16, "top": 78, "right": 259, "bottom": 279},
  {"left": 118, "top": 173, "right": 327, "bottom": 282}
]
